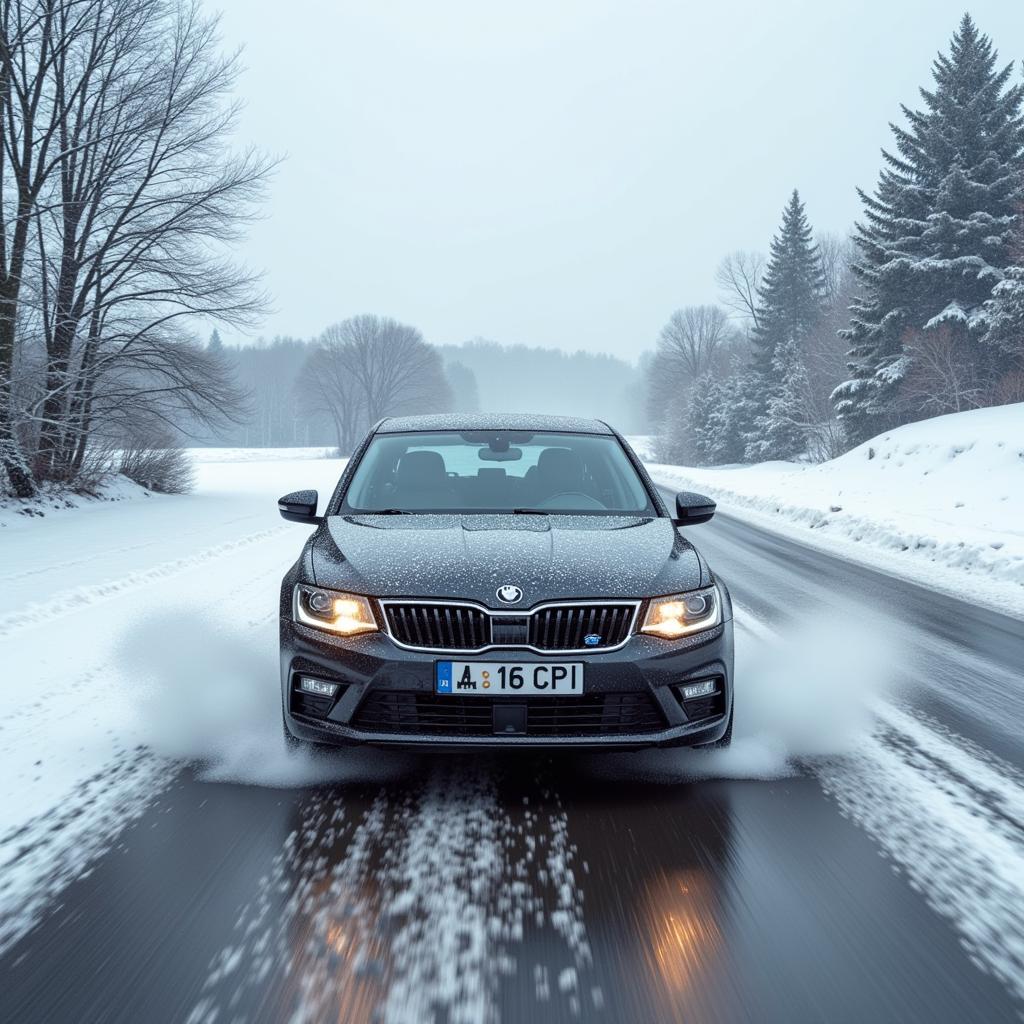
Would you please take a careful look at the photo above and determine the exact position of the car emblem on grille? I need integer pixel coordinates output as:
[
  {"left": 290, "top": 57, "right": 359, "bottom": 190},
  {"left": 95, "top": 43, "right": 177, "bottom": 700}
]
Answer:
[
  {"left": 583, "top": 634, "right": 602, "bottom": 646},
  {"left": 496, "top": 584, "right": 523, "bottom": 604}
]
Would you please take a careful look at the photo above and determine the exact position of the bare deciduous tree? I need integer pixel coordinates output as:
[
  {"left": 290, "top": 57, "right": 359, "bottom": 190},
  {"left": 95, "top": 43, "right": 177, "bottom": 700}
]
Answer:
[
  {"left": 645, "top": 304, "right": 738, "bottom": 455},
  {"left": 0, "top": 0, "right": 86, "bottom": 495},
  {"left": 714, "top": 250, "right": 765, "bottom": 329},
  {"left": 300, "top": 315, "right": 454, "bottom": 454},
  {"left": 900, "top": 326, "right": 990, "bottom": 417},
  {"left": 1, "top": 0, "right": 270, "bottom": 495},
  {"left": 298, "top": 335, "right": 364, "bottom": 453},
  {"left": 816, "top": 232, "right": 854, "bottom": 305},
  {"left": 799, "top": 234, "right": 857, "bottom": 458},
  {"left": 656, "top": 305, "right": 732, "bottom": 379}
]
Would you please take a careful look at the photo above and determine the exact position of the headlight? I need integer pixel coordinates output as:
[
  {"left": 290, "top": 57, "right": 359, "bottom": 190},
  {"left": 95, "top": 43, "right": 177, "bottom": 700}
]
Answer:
[
  {"left": 640, "top": 586, "right": 720, "bottom": 639},
  {"left": 293, "top": 585, "right": 378, "bottom": 636}
]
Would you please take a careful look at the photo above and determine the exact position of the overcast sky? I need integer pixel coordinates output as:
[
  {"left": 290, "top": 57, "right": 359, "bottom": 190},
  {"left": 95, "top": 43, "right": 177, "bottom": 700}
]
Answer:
[{"left": 212, "top": 0, "right": 1024, "bottom": 360}]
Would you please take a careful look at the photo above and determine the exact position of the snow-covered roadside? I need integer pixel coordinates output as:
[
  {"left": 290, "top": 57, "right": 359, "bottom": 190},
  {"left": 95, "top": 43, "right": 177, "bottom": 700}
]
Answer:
[
  {"left": 0, "top": 474, "right": 154, "bottom": 528},
  {"left": 0, "top": 453, "right": 348, "bottom": 953},
  {"left": 0, "top": 453, "right": 344, "bottom": 618},
  {"left": 0, "top": 447, "right": 332, "bottom": 530},
  {"left": 646, "top": 404, "right": 1024, "bottom": 619}
]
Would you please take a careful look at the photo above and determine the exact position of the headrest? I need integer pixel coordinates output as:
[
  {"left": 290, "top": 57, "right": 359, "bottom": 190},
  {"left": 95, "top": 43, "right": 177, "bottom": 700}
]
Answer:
[
  {"left": 536, "top": 447, "right": 583, "bottom": 486},
  {"left": 396, "top": 449, "right": 446, "bottom": 483}
]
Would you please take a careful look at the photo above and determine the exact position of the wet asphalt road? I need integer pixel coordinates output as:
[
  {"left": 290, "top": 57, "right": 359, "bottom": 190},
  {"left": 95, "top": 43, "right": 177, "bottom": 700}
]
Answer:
[{"left": 3, "top": 505, "right": 1023, "bottom": 1023}]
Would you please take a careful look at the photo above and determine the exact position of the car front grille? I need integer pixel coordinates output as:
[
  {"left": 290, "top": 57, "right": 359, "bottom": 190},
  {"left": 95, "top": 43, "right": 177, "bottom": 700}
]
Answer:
[
  {"left": 351, "top": 691, "right": 665, "bottom": 737},
  {"left": 381, "top": 601, "right": 638, "bottom": 652},
  {"left": 382, "top": 603, "right": 491, "bottom": 650},
  {"left": 528, "top": 604, "right": 635, "bottom": 650}
]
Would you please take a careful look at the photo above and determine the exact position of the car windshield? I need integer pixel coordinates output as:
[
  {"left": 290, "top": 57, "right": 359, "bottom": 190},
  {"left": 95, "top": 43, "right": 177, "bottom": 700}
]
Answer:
[{"left": 340, "top": 430, "right": 656, "bottom": 515}]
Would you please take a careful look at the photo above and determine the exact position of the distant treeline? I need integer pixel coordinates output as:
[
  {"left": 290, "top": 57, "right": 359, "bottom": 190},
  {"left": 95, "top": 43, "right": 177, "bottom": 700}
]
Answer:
[
  {"left": 201, "top": 332, "right": 647, "bottom": 450},
  {"left": 435, "top": 340, "right": 645, "bottom": 432}
]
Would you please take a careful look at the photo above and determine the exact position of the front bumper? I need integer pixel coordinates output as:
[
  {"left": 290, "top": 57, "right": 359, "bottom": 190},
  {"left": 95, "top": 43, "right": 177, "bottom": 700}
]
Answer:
[{"left": 280, "top": 612, "right": 734, "bottom": 750}]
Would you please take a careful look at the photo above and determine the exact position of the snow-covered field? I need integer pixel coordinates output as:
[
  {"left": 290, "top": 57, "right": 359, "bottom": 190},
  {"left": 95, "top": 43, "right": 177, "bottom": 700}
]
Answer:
[
  {"left": 190, "top": 446, "right": 336, "bottom": 463},
  {"left": 647, "top": 404, "right": 1024, "bottom": 617}
]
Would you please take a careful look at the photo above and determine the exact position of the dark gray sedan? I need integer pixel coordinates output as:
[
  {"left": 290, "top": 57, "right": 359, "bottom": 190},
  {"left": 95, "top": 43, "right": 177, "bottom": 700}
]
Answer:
[{"left": 278, "top": 414, "right": 733, "bottom": 750}]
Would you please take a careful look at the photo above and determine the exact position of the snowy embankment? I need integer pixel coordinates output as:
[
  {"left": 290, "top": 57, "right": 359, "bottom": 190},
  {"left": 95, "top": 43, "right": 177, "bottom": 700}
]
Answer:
[
  {"left": 0, "top": 447, "right": 333, "bottom": 528},
  {"left": 645, "top": 404, "right": 1024, "bottom": 617}
]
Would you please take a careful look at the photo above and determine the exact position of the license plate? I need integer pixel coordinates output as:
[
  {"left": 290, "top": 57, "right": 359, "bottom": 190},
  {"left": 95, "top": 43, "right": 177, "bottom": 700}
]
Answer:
[{"left": 435, "top": 661, "right": 584, "bottom": 696}]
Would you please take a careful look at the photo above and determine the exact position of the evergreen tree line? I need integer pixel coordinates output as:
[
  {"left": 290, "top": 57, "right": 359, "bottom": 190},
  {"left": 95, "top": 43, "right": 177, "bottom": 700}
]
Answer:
[
  {"left": 652, "top": 14, "right": 1024, "bottom": 466},
  {"left": 648, "top": 196, "right": 853, "bottom": 465}
]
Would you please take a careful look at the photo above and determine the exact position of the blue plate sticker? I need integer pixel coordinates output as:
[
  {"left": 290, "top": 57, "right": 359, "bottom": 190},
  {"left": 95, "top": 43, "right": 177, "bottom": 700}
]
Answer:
[{"left": 436, "top": 661, "right": 453, "bottom": 694}]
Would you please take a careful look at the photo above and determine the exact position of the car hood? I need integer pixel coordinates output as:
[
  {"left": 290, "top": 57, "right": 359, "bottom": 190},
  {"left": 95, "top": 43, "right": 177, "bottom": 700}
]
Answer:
[{"left": 311, "top": 514, "right": 707, "bottom": 605}]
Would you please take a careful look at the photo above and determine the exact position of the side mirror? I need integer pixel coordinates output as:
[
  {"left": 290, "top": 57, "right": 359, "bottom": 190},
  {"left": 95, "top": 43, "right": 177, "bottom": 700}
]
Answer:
[
  {"left": 674, "top": 491, "right": 716, "bottom": 526},
  {"left": 278, "top": 489, "right": 321, "bottom": 524}
]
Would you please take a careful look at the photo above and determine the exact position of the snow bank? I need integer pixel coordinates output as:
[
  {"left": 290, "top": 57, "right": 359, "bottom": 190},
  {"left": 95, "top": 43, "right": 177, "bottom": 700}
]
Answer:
[
  {"left": 0, "top": 447, "right": 339, "bottom": 529},
  {"left": 0, "top": 474, "right": 153, "bottom": 529},
  {"left": 648, "top": 404, "right": 1024, "bottom": 616}
]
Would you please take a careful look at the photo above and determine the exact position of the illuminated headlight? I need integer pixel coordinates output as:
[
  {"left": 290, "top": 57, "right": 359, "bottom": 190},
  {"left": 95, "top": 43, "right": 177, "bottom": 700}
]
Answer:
[
  {"left": 640, "top": 586, "right": 721, "bottom": 639},
  {"left": 293, "top": 585, "right": 378, "bottom": 636}
]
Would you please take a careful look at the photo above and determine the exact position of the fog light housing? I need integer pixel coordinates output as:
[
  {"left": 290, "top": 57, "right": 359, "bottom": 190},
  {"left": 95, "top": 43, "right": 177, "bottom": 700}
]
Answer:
[
  {"left": 299, "top": 676, "right": 339, "bottom": 698},
  {"left": 681, "top": 679, "right": 717, "bottom": 700}
]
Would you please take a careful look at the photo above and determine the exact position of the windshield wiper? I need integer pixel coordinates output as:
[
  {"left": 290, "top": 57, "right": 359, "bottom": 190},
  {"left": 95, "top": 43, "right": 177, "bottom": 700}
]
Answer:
[
  {"left": 511, "top": 508, "right": 549, "bottom": 515},
  {"left": 372, "top": 508, "right": 414, "bottom": 515}
]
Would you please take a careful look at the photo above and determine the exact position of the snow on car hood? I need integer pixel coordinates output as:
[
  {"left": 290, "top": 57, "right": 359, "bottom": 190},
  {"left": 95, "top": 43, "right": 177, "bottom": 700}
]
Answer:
[{"left": 311, "top": 514, "right": 706, "bottom": 604}]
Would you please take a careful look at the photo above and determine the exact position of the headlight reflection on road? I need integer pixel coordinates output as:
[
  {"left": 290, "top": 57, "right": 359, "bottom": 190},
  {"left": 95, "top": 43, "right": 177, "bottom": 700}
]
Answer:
[{"left": 646, "top": 869, "right": 723, "bottom": 996}]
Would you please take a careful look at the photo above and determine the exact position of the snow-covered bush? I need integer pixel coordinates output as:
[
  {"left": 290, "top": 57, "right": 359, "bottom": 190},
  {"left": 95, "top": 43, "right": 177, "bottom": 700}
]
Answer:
[{"left": 118, "top": 436, "right": 195, "bottom": 494}]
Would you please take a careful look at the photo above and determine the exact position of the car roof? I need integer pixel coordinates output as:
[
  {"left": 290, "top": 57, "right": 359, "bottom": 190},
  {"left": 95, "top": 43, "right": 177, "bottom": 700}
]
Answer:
[{"left": 376, "top": 413, "right": 614, "bottom": 435}]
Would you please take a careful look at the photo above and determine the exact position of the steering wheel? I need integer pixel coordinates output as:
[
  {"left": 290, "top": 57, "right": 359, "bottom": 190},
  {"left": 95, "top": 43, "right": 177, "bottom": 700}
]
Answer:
[{"left": 535, "top": 491, "right": 605, "bottom": 510}]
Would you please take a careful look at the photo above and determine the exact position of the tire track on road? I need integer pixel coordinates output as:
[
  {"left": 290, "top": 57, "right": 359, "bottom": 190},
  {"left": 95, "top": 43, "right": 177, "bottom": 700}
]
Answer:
[
  {"left": 185, "top": 763, "right": 599, "bottom": 1024},
  {"left": 734, "top": 605, "right": 1024, "bottom": 1005}
]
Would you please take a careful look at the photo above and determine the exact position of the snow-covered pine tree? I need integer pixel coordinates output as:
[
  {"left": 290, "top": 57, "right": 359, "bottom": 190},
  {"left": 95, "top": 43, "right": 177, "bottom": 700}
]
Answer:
[
  {"left": 715, "top": 367, "right": 760, "bottom": 463},
  {"left": 686, "top": 377, "right": 719, "bottom": 466},
  {"left": 982, "top": 207, "right": 1024, "bottom": 377},
  {"left": 983, "top": 264, "right": 1024, "bottom": 368},
  {"left": 208, "top": 329, "right": 224, "bottom": 352},
  {"left": 745, "top": 190, "right": 824, "bottom": 460},
  {"left": 746, "top": 337, "right": 812, "bottom": 462},
  {"left": 750, "top": 190, "right": 825, "bottom": 381},
  {"left": 834, "top": 14, "right": 1024, "bottom": 443}
]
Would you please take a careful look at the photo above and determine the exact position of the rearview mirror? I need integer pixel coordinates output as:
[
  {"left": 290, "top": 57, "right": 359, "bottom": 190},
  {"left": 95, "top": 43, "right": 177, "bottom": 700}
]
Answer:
[
  {"left": 478, "top": 446, "right": 522, "bottom": 462},
  {"left": 278, "top": 489, "right": 321, "bottom": 524},
  {"left": 674, "top": 491, "right": 716, "bottom": 526}
]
